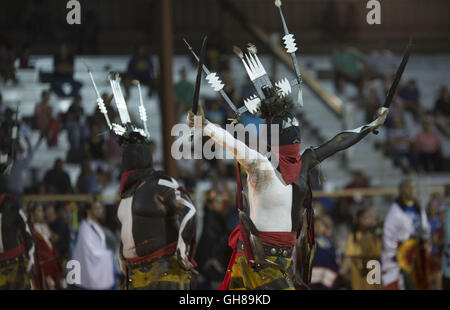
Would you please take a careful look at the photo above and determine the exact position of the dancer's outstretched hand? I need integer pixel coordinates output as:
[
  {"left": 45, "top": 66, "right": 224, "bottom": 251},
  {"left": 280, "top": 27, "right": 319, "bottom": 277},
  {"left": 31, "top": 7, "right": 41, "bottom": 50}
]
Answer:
[
  {"left": 373, "top": 107, "right": 389, "bottom": 129},
  {"left": 187, "top": 104, "right": 206, "bottom": 129}
]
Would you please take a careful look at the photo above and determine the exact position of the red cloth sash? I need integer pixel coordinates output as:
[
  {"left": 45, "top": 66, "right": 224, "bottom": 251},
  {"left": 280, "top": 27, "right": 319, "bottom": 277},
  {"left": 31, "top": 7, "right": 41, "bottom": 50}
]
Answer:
[
  {"left": 126, "top": 242, "right": 177, "bottom": 264},
  {"left": 0, "top": 244, "right": 24, "bottom": 261}
]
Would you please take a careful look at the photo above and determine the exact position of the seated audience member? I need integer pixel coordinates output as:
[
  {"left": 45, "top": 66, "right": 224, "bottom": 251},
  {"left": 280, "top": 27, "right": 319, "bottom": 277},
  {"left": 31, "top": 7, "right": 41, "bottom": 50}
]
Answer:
[
  {"left": 331, "top": 43, "right": 366, "bottom": 98},
  {"left": 45, "top": 205, "right": 71, "bottom": 261},
  {"left": 19, "top": 44, "right": 34, "bottom": 69},
  {"left": 84, "top": 124, "right": 108, "bottom": 172},
  {"left": 65, "top": 95, "right": 89, "bottom": 164},
  {"left": 340, "top": 208, "right": 381, "bottom": 290},
  {"left": 43, "top": 159, "right": 72, "bottom": 194},
  {"left": 124, "top": 45, "right": 154, "bottom": 99},
  {"left": 0, "top": 42, "right": 19, "bottom": 84},
  {"left": 366, "top": 45, "right": 398, "bottom": 79},
  {"left": 34, "top": 90, "right": 60, "bottom": 147},
  {"left": 51, "top": 43, "right": 82, "bottom": 97},
  {"left": 426, "top": 194, "right": 445, "bottom": 290},
  {"left": 443, "top": 190, "right": 450, "bottom": 290},
  {"left": 309, "top": 215, "right": 340, "bottom": 290},
  {"left": 76, "top": 161, "right": 102, "bottom": 194},
  {"left": 205, "top": 100, "right": 228, "bottom": 127},
  {"left": 5, "top": 135, "right": 42, "bottom": 195},
  {"left": 0, "top": 92, "right": 5, "bottom": 121},
  {"left": 387, "top": 116, "right": 418, "bottom": 171},
  {"left": 29, "top": 204, "right": 63, "bottom": 290},
  {"left": 414, "top": 118, "right": 443, "bottom": 172},
  {"left": 341, "top": 171, "right": 371, "bottom": 210},
  {"left": 398, "top": 79, "right": 423, "bottom": 121},
  {"left": 175, "top": 67, "right": 195, "bottom": 116},
  {"left": 433, "top": 86, "right": 450, "bottom": 137}
]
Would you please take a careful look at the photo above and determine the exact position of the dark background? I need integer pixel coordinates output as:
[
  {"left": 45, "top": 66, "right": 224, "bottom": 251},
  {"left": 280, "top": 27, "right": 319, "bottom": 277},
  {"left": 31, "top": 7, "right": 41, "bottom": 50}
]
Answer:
[{"left": 1, "top": 0, "right": 450, "bottom": 55}]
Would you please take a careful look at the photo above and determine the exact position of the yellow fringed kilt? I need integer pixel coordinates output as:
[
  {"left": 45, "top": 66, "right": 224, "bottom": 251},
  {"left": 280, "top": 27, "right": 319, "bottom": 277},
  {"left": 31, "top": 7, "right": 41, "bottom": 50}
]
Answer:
[
  {"left": 126, "top": 255, "right": 192, "bottom": 290},
  {"left": 229, "top": 254, "right": 295, "bottom": 290},
  {"left": 0, "top": 256, "right": 31, "bottom": 290}
]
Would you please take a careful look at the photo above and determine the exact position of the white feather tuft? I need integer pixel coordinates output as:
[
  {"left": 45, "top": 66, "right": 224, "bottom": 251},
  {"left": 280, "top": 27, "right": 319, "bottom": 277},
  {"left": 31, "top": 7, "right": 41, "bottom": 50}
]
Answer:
[
  {"left": 247, "top": 43, "right": 257, "bottom": 55},
  {"left": 233, "top": 46, "right": 244, "bottom": 59}
]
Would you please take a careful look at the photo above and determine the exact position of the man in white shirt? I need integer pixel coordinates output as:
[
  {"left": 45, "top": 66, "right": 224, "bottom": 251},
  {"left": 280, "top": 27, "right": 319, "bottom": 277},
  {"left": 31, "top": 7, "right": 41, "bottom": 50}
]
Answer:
[{"left": 72, "top": 201, "right": 115, "bottom": 290}]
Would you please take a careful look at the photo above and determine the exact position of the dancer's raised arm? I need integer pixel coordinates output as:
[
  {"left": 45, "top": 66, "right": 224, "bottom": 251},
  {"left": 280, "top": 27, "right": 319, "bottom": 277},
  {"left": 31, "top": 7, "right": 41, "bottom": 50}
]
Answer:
[{"left": 187, "top": 105, "right": 268, "bottom": 172}]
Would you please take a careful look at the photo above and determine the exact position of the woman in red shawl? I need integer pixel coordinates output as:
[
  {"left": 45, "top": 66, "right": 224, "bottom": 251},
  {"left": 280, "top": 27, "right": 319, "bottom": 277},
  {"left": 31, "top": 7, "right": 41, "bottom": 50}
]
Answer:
[{"left": 29, "top": 203, "right": 63, "bottom": 290}]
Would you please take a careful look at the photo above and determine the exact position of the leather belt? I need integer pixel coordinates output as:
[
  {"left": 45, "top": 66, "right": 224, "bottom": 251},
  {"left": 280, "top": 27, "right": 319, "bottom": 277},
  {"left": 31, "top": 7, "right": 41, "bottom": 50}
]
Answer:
[
  {"left": 236, "top": 240, "right": 293, "bottom": 258},
  {"left": 0, "top": 255, "right": 25, "bottom": 268}
]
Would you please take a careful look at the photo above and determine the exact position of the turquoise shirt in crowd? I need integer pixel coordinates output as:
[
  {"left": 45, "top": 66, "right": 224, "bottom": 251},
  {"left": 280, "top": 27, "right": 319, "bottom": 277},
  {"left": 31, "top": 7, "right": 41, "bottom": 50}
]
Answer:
[{"left": 332, "top": 47, "right": 365, "bottom": 78}]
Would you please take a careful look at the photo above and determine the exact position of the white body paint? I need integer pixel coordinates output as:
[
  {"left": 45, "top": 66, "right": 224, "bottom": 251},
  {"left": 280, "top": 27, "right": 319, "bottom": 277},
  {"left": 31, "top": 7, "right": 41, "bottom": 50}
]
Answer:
[
  {"left": 117, "top": 197, "right": 137, "bottom": 259},
  {"left": 204, "top": 122, "right": 293, "bottom": 232}
]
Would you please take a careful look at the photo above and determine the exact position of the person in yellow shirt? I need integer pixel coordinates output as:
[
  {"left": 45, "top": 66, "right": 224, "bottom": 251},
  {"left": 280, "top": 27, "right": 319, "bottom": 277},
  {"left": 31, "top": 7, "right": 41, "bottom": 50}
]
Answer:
[{"left": 340, "top": 208, "right": 382, "bottom": 289}]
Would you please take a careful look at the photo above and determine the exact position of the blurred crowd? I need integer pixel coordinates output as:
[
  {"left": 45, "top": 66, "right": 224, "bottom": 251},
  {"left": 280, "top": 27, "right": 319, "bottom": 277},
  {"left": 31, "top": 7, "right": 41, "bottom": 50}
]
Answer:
[{"left": 330, "top": 42, "right": 450, "bottom": 174}]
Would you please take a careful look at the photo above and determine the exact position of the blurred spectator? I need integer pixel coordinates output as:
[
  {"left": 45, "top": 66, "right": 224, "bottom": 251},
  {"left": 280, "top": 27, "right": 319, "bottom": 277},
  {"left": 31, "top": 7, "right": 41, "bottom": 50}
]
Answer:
[
  {"left": 29, "top": 203, "right": 63, "bottom": 290},
  {"left": 0, "top": 42, "right": 19, "bottom": 85},
  {"left": 175, "top": 67, "right": 195, "bottom": 116},
  {"left": 414, "top": 118, "right": 443, "bottom": 172},
  {"left": 433, "top": 86, "right": 450, "bottom": 137},
  {"left": 443, "top": 188, "right": 450, "bottom": 290},
  {"left": 340, "top": 208, "right": 381, "bottom": 290},
  {"left": 341, "top": 171, "right": 371, "bottom": 209},
  {"left": 381, "top": 180, "right": 431, "bottom": 290},
  {"left": 84, "top": 124, "right": 108, "bottom": 171},
  {"left": 309, "top": 215, "right": 340, "bottom": 290},
  {"left": 0, "top": 92, "right": 5, "bottom": 121},
  {"left": 398, "top": 79, "right": 423, "bottom": 121},
  {"left": 51, "top": 43, "right": 82, "bottom": 97},
  {"left": 387, "top": 115, "right": 418, "bottom": 172},
  {"left": 46, "top": 204, "right": 71, "bottom": 262},
  {"left": 427, "top": 194, "right": 445, "bottom": 289},
  {"left": 90, "top": 93, "right": 115, "bottom": 133},
  {"left": 71, "top": 201, "right": 115, "bottom": 290},
  {"left": 124, "top": 45, "right": 154, "bottom": 99},
  {"left": 76, "top": 161, "right": 102, "bottom": 194},
  {"left": 66, "top": 95, "right": 89, "bottom": 164},
  {"left": 366, "top": 45, "right": 398, "bottom": 79},
  {"left": 19, "top": 44, "right": 34, "bottom": 69},
  {"left": 205, "top": 100, "right": 228, "bottom": 127},
  {"left": 332, "top": 43, "right": 366, "bottom": 98},
  {"left": 148, "top": 140, "right": 163, "bottom": 171},
  {"left": 43, "top": 159, "right": 72, "bottom": 194},
  {"left": 105, "top": 132, "right": 122, "bottom": 167},
  {"left": 5, "top": 135, "right": 42, "bottom": 196},
  {"left": 195, "top": 190, "right": 232, "bottom": 289},
  {"left": 34, "top": 90, "right": 60, "bottom": 147},
  {"left": 364, "top": 75, "right": 402, "bottom": 124}
]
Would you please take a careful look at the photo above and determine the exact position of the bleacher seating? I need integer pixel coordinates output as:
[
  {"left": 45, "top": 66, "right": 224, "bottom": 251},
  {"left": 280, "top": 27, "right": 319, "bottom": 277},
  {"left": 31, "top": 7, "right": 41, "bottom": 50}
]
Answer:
[{"left": 1, "top": 54, "right": 450, "bottom": 193}]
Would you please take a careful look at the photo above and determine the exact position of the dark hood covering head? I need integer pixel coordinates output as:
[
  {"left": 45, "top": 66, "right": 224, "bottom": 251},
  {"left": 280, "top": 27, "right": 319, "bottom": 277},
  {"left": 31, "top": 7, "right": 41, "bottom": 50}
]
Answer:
[
  {"left": 118, "top": 125, "right": 153, "bottom": 172},
  {"left": 259, "top": 89, "right": 301, "bottom": 146},
  {"left": 267, "top": 111, "right": 301, "bottom": 146}
]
